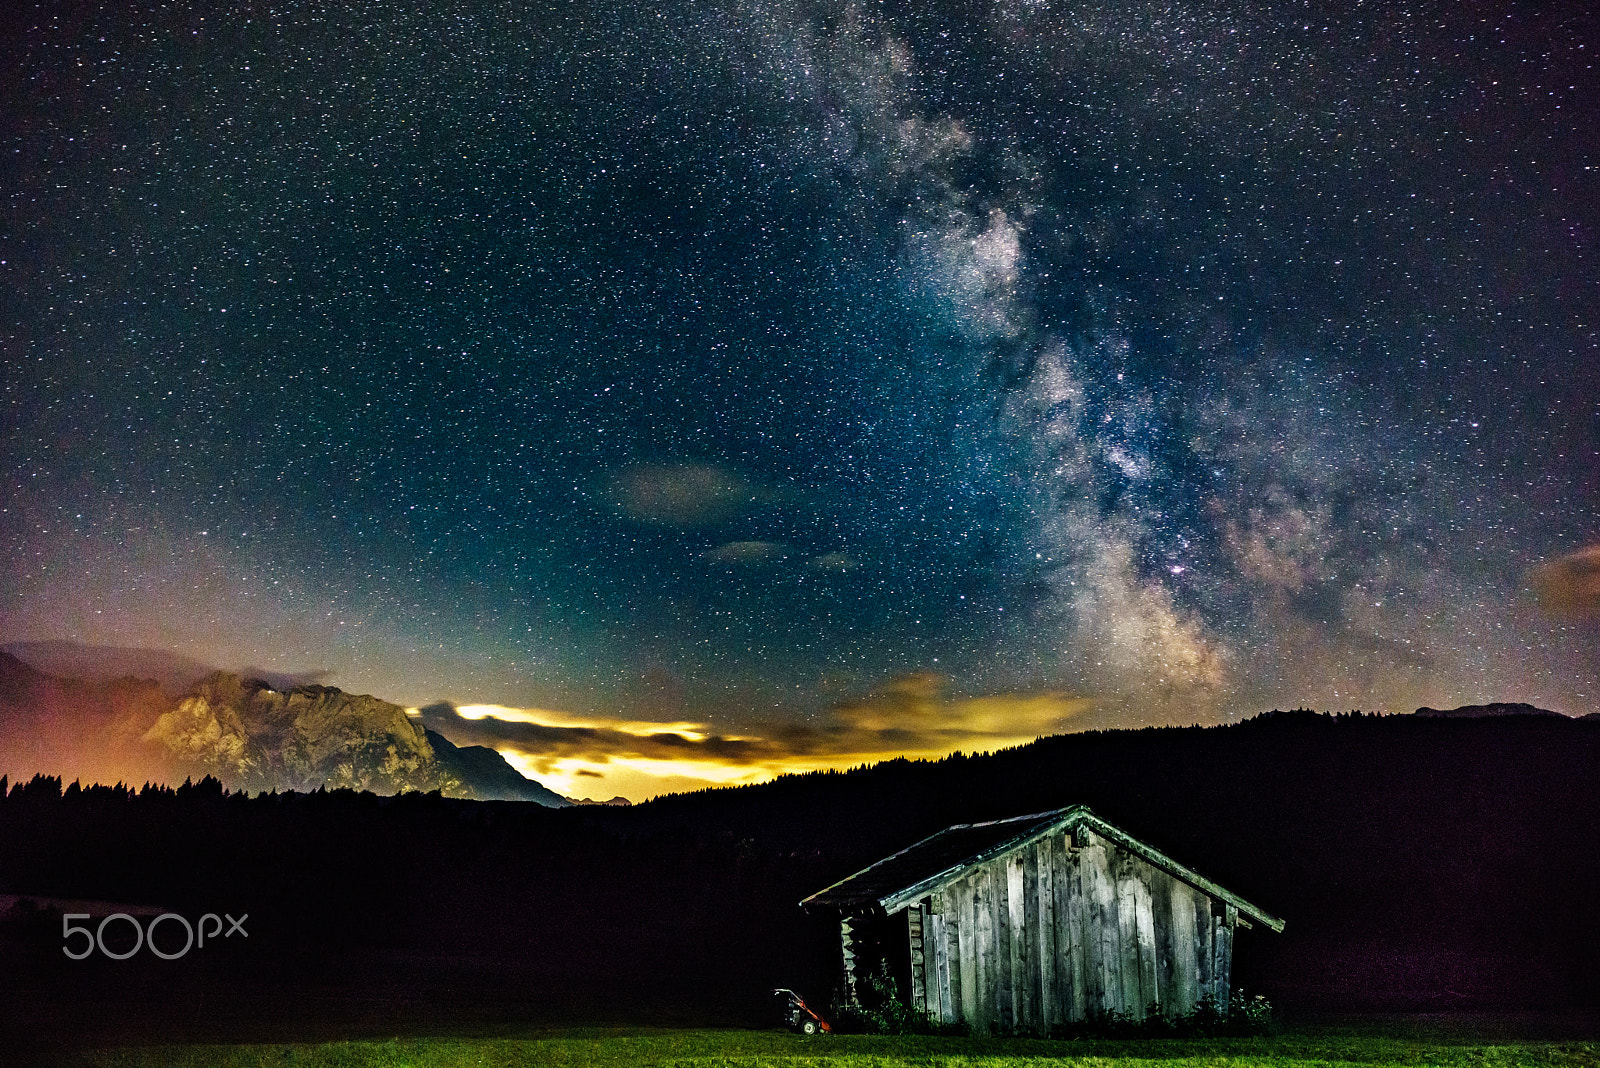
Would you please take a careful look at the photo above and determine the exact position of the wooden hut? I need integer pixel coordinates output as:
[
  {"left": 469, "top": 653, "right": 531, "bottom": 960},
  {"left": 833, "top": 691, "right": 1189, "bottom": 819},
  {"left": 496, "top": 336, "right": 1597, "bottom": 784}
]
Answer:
[{"left": 801, "top": 806, "right": 1283, "bottom": 1032}]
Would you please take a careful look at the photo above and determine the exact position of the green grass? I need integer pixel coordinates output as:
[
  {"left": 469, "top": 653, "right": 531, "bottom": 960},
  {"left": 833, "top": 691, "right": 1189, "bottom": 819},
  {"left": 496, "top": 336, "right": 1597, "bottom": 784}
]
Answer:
[{"left": 67, "top": 1028, "right": 1600, "bottom": 1068}]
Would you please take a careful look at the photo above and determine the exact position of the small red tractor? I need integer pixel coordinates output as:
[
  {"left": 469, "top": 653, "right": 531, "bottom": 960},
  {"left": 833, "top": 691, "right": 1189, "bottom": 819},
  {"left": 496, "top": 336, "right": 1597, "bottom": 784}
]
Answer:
[{"left": 772, "top": 987, "right": 832, "bottom": 1035}]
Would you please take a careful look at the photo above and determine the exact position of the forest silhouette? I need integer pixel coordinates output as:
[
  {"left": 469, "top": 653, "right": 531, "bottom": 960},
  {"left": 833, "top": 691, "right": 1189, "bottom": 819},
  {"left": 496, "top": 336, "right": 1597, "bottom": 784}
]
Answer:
[{"left": 2, "top": 709, "right": 1598, "bottom": 1049}]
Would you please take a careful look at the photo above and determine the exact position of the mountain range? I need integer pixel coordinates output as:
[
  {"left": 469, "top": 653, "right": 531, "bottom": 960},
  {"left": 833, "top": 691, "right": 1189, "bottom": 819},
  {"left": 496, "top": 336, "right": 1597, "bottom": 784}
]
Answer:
[
  {"left": 0, "top": 649, "right": 574, "bottom": 805},
  {"left": 1413, "top": 701, "right": 1571, "bottom": 718},
  {"left": 3, "top": 640, "right": 1581, "bottom": 805}
]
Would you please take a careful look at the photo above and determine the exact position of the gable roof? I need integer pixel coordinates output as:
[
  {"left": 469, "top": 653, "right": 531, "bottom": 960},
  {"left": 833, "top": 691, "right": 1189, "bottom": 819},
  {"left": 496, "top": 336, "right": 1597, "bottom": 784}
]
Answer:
[{"left": 801, "top": 805, "right": 1285, "bottom": 933}]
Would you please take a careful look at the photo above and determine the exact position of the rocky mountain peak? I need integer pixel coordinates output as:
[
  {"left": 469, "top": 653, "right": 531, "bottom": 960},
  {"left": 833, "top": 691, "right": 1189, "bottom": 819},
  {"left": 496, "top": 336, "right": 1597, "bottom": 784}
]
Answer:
[{"left": 145, "top": 672, "right": 458, "bottom": 796}]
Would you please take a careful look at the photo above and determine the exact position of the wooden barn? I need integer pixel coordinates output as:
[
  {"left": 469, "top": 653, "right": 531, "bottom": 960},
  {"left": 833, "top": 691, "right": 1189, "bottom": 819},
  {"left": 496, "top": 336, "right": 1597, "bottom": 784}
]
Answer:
[{"left": 801, "top": 806, "right": 1283, "bottom": 1032}]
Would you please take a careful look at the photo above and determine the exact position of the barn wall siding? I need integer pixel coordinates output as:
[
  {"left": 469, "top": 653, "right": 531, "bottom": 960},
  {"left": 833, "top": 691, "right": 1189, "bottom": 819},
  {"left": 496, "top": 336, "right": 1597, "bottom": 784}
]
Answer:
[{"left": 897, "top": 827, "right": 1239, "bottom": 1033}]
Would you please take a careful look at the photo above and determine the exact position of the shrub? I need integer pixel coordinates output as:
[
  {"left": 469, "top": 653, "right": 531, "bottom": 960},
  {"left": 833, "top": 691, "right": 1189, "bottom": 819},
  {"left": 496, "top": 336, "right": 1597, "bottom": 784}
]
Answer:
[
  {"left": 830, "top": 963, "right": 970, "bottom": 1035},
  {"left": 1048, "top": 991, "right": 1275, "bottom": 1038},
  {"left": 1226, "top": 991, "right": 1276, "bottom": 1035}
]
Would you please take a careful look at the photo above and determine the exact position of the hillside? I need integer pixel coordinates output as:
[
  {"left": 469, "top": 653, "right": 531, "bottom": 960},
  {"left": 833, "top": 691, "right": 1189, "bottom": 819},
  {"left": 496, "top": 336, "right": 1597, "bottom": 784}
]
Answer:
[{"left": 2, "top": 707, "right": 1598, "bottom": 1047}]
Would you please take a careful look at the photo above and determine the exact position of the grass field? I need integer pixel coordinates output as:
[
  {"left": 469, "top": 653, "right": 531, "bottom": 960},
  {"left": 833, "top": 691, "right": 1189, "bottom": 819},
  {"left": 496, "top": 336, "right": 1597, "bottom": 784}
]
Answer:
[{"left": 63, "top": 1027, "right": 1600, "bottom": 1068}]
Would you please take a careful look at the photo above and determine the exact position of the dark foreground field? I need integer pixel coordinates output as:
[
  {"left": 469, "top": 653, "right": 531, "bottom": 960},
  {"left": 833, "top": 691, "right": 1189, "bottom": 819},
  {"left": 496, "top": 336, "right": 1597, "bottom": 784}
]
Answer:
[
  {"left": 48, "top": 1023, "right": 1600, "bottom": 1068},
  {"left": 5, "top": 712, "right": 1600, "bottom": 1060}
]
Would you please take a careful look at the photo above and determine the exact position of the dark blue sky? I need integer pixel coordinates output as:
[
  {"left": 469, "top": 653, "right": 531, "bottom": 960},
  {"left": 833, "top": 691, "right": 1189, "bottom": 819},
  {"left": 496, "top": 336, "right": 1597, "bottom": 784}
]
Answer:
[{"left": 4, "top": 0, "right": 1597, "bottom": 763}]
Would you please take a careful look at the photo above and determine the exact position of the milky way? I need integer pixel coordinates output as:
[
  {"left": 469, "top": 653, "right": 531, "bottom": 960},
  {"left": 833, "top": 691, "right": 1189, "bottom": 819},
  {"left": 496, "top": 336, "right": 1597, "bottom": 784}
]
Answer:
[{"left": 3, "top": 0, "right": 1598, "bottom": 793}]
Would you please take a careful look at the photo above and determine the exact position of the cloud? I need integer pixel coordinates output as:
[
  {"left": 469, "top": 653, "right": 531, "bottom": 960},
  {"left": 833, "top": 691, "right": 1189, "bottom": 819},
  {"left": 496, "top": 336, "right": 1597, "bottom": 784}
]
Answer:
[
  {"left": 412, "top": 677, "right": 1091, "bottom": 802},
  {"left": 237, "top": 666, "right": 335, "bottom": 691},
  {"left": 607, "top": 462, "right": 757, "bottom": 525},
  {"left": 702, "top": 540, "right": 790, "bottom": 565},
  {"left": 810, "top": 551, "right": 862, "bottom": 572},
  {"left": 414, "top": 702, "right": 780, "bottom": 766},
  {"left": 829, "top": 671, "right": 1090, "bottom": 742},
  {"left": 1530, "top": 546, "right": 1600, "bottom": 619}
]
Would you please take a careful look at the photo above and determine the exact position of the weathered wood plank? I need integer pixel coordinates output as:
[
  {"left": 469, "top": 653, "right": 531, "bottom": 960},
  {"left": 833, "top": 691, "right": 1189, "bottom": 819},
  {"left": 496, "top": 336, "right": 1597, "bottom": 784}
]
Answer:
[
  {"left": 1088, "top": 834, "right": 1118, "bottom": 1017},
  {"left": 929, "top": 911, "right": 952, "bottom": 1023},
  {"left": 1150, "top": 868, "right": 1173, "bottom": 1016},
  {"left": 1036, "top": 832, "right": 1058, "bottom": 1031},
  {"left": 957, "top": 876, "right": 977, "bottom": 1026},
  {"left": 974, "top": 861, "right": 995, "bottom": 1033},
  {"left": 1134, "top": 872, "right": 1157, "bottom": 1016},
  {"left": 1217, "top": 905, "right": 1236, "bottom": 1005},
  {"left": 943, "top": 916, "right": 959, "bottom": 1023},
  {"left": 1019, "top": 848, "right": 1040, "bottom": 1031},
  {"left": 908, "top": 905, "right": 927, "bottom": 1011},
  {"left": 1115, "top": 859, "right": 1139, "bottom": 1015},
  {"left": 1168, "top": 879, "right": 1198, "bottom": 1014},
  {"left": 996, "top": 857, "right": 1017, "bottom": 1031},
  {"left": 1080, "top": 833, "right": 1102, "bottom": 1017},
  {"left": 1056, "top": 831, "right": 1084, "bottom": 1023},
  {"left": 927, "top": 894, "right": 949, "bottom": 1023},
  {"left": 1195, "top": 897, "right": 1213, "bottom": 1000}
]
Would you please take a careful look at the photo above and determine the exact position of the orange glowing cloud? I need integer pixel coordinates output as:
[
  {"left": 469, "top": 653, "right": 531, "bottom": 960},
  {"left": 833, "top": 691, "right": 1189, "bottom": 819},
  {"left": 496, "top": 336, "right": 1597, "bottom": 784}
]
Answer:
[
  {"left": 411, "top": 674, "right": 1093, "bottom": 802},
  {"left": 1530, "top": 545, "right": 1600, "bottom": 619}
]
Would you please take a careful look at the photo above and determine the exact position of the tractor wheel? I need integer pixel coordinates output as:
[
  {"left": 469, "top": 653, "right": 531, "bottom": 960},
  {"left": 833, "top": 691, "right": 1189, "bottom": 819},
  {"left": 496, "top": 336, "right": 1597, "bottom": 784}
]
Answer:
[{"left": 801, "top": 1019, "right": 818, "bottom": 1036}]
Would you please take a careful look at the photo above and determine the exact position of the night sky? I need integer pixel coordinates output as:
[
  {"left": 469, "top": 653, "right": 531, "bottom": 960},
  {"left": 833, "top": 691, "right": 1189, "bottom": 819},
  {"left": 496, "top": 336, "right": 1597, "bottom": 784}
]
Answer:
[{"left": 4, "top": 0, "right": 1598, "bottom": 799}]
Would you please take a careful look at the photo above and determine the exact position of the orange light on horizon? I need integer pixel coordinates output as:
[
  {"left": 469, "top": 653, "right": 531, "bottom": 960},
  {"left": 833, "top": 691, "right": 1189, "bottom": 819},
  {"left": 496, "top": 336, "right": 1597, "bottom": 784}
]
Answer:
[{"left": 409, "top": 680, "right": 1101, "bottom": 803}]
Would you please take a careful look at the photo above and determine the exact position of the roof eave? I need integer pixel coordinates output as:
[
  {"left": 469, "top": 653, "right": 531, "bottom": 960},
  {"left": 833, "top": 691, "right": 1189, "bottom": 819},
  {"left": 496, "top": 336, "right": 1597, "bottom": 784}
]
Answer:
[
  {"left": 875, "top": 806, "right": 1089, "bottom": 913},
  {"left": 800, "top": 806, "right": 1285, "bottom": 935},
  {"left": 1074, "top": 812, "right": 1286, "bottom": 933},
  {"left": 798, "top": 806, "right": 1085, "bottom": 912}
]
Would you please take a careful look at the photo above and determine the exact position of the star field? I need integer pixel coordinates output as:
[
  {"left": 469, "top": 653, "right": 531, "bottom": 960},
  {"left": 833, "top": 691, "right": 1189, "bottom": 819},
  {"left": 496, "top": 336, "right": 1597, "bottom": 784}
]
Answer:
[{"left": 3, "top": 0, "right": 1598, "bottom": 796}]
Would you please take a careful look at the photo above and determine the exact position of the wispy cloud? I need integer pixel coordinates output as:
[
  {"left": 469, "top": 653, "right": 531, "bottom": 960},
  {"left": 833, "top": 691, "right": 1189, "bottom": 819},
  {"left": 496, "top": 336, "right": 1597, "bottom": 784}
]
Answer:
[
  {"left": 702, "top": 540, "right": 790, "bottom": 565},
  {"left": 412, "top": 674, "right": 1092, "bottom": 802},
  {"left": 1530, "top": 545, "right": 1600, "bottom": 619},
  {"left": 606, "top": 462, "right": 758, "bottom": 526}
]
